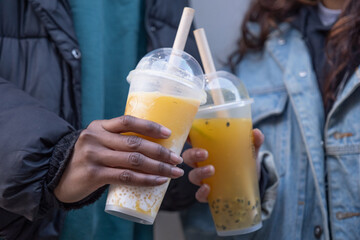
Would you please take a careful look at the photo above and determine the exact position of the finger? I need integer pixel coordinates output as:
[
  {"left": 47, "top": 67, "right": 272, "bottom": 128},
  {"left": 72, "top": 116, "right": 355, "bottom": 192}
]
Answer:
[
  {"left": 252, "top": 129, "right": 264, "bottom": 180},
  {"left": 100, "top": 168, "right": 169, "bottom": 187},
  {"left": 188, "top": 165, "right": 215, "bottom": 186},
  {"left": 253, "top": 129, "right": 264, "bottom": 158},
  {"left": 98, "top": 132, "right": 183, "bottom": 165},
  {"left": 195, "top": 184, "right": 210, "bottom": 203},
  {"left": 253, "top": 129, "right": 264, "bottom": 149},
  {"left": 182, "top": 148, "right": 208, "bottom": 168},
  {"left": 102, "top": 115, "right": 171, "bottom": 139},
  {"left": 100, "top": 150, "right": 184, "bottom": 179}
]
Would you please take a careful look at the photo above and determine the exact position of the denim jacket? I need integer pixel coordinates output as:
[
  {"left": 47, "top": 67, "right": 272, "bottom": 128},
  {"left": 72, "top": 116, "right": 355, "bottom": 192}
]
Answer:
[{"left": 180, "top": 23, "right": 360, "bottom": 240}]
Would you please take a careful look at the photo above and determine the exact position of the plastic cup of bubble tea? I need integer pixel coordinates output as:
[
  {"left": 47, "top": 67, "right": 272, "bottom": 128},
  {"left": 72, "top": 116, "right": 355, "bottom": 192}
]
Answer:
[
  {"left": 189, "top": 71, "right": 262, "bottom": 236},
  {"left": 104, "top": 47, "right": 206, "bottom": 224}
]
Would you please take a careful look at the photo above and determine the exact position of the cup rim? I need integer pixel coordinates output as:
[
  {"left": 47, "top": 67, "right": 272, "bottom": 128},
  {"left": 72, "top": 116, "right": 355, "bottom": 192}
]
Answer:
[
  {"left": 127, "top": 70, "right": 207, "bottom": 104},
  {"left": 197, "top": 99, "right": 253, "bottom": 114}
]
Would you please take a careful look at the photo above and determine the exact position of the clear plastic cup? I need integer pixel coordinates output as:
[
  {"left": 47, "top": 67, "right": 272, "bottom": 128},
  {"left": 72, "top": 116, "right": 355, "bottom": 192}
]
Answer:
[
  {"left": 189, "top": 71, "right": 262, "bottom": 236},
  {"left": 105, "top": 48, "right": 206, "bottom": 224}
]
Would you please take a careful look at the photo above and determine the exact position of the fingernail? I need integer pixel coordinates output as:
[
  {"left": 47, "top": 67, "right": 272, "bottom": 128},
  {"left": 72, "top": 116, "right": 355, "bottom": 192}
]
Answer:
[
  {"left": 196, "top": 150, "right": 208, "bottom": 158},
  {"left": 202, "top": 165, "right": 214, "bottom": 175},
  {"left": 161, "top": 127, "right": 171, "bottom": 137},
  {"left": 156, "top": 177, "right": 168, "bottom": 184},
  {"left": 199, "top": 185, "right": 207, "bottom": 194},
  {"left": 171, "top": 167, "right": 184, "bottom": 177},
  {"left": 170, "top": 152, "right": 183, "bottom": 165}
]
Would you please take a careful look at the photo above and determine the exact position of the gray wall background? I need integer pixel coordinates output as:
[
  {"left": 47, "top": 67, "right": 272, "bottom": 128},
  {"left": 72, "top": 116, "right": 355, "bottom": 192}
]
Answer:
[
  {"left": 191, "top": 0, "right": 251, "bottom": 69},
  {"left": 154, "top": 0, "right": 251, "bottom": 239}
]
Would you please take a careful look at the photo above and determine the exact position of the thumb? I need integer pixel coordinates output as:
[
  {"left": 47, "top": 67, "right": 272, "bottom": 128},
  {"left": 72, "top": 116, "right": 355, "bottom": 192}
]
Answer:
[{"left": 253, "top": 128, "right": 264, "bottom": 158}]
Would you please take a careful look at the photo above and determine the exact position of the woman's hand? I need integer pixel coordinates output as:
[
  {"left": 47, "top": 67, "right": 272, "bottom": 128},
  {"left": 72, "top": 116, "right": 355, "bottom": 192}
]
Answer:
[
  {"left": 183, "top": 128, "right": 265, "bottom": 203},
  {"left": 54, "top": 115, "right": 184, "bottom": 203}
]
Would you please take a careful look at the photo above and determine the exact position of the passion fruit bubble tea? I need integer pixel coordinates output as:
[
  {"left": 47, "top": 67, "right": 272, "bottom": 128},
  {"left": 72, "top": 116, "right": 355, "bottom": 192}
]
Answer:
[
  {"left": 189, "top": 71, "right": 262, "bottom": 236},
  {"left": 105, "top": 48, "right": 206, "bottom": 224}
]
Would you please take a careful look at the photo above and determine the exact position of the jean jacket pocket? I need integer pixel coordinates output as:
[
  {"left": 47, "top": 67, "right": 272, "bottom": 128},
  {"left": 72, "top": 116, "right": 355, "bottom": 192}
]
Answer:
[
  {"left": 250, "top": 87, "right": 289, "bottom": 176},
  {"left": 251, "top": 88, "right": 288, "bottom": 126}
]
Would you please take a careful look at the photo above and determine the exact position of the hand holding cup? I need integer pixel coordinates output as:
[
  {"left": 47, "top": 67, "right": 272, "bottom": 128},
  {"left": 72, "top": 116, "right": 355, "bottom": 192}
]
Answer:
[
  {"left": 183, "top": 128, "right": 264, "bottom": 203},
  {"left": 54, "top": 115, "right": 184, "bottom": 203}
]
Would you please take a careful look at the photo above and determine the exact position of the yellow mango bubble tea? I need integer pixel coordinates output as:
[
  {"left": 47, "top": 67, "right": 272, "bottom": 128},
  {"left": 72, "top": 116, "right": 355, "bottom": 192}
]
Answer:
[
  {"left": 190, "top": 118, "right": 261, "bottom": 235},
  {"left": 189, "top": 71, "right": 262, "bottom": 236},
  {"left": 105, "top": 47, "right": 206, "bottom": 225}
]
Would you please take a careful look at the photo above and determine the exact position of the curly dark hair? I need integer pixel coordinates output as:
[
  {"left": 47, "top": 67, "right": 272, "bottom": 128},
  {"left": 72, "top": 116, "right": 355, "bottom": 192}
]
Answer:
[{"left": 230, "top": 0, "right": 360, "bottom": 108}]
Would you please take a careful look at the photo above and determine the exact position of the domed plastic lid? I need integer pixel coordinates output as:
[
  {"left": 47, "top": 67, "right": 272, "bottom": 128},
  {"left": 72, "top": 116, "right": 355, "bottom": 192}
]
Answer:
[
  {"left": 127, "top": 48, "right": 205, "bottom": 91},
  {"left": 198, "top": 71, "right": 253, "bottom": 113}
]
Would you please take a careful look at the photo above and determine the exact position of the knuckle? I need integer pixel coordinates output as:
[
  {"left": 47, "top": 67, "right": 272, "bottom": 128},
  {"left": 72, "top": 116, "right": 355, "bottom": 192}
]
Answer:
[
  {"left": 158, "top": 162, "right": 170, "bottom": 175},
  {"left": 139, "top": 176, "right": 152, "bottom": 186},
  {"left": 126, "top": 135, "right": 142, "bottom": 150},
  {"left": 118, "top": 170, "right": 133, "bottom": 183},
  {"left": 87, "top": 165, "right": 100, "bottom": 178},
  {"left": 158, "top": 162, "right": 165, "bottom": 174},
  {"left": 89, "top": 120, "right": 101, "bottom": 127},
  {"left": 88, "top": 120, "right": 103, "bottom": 132},
  {"left": 128, "top": 153, "right": 144, "bottom": 167},
  {"left": 119, "top": 115, "right": 134, "bottom": 127},
  {"left": 144, "top": 176, "right": 158, "bottom": 186},
  {"left": 157, "top": 145, "right": 169, "bottom": 158},
  {"left": 146, "top": 121, "right": 161, "bottom": 133},
  {"left": 78, "top": 129, "right": 94, "bottom": 143},
  {"left": 82, "top": 145, "right": 96, "bottom": 159}
]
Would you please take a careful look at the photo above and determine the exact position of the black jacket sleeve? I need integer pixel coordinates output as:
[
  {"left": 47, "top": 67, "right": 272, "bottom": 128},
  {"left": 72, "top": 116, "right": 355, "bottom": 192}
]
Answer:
[
  {"left": 0, "top": 78, "right": 76, "bottom": 222},
  {"left": 0, "top": 77, "right": 108, "bottom": 226},
  {"left": 0, "top": 122, "right": 106, "bottom": 240}
]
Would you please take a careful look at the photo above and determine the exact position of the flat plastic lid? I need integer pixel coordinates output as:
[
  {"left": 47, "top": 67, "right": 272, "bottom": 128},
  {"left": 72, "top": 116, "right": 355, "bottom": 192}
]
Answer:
[
  {"left": 127, "top": 48, "right": 204, "bottom": 91},
  {"left": 198, "top": 71, "right": 253, "bottom": 113}
]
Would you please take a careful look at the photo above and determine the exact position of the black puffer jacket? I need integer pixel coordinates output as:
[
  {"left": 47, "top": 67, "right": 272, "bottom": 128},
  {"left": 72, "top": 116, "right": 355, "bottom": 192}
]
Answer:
[
  {"left": 0, "top": 0, "right": 200, "bottom": 239},
  {"left": 0, "top": 0, "right": 82, "bottom": 239}
]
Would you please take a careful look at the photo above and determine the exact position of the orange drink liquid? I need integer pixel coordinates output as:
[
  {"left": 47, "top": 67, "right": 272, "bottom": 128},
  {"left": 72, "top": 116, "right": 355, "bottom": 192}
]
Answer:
[
  {"left": 125, "top": 91, "right": 200, "bottom": 153},
  {"left": 106, "top": 91, "right": 200, "bottom": 224},
  {"left": 189, "top": 118, "right": 261, "bottom": 234}
]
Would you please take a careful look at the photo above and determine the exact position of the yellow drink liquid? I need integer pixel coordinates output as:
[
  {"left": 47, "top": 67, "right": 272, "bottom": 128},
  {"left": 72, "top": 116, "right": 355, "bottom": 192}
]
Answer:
[
  {"left": 125, "top": 91, "right": 200, "bottom": 154},
  {"left": 106, "top": 91, "right": 200, "bottom": 223},
  {"left": 189, "top": 118, "right": 261, "bottom": 233}
]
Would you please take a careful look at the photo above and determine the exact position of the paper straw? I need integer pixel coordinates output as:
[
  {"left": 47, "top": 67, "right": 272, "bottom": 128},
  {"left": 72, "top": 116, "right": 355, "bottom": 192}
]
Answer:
[
  {"left": 193, "top": 28, "right": 217, "bottom": 74},
  {"left": 172, "top": 7, "right": 195, "bottom": 51},
  {"left": 194, "top": 28, "right": 227, "bottom": 118},
  {"left": 168, "top": 7, "right": 195, "bottom": 69}
]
